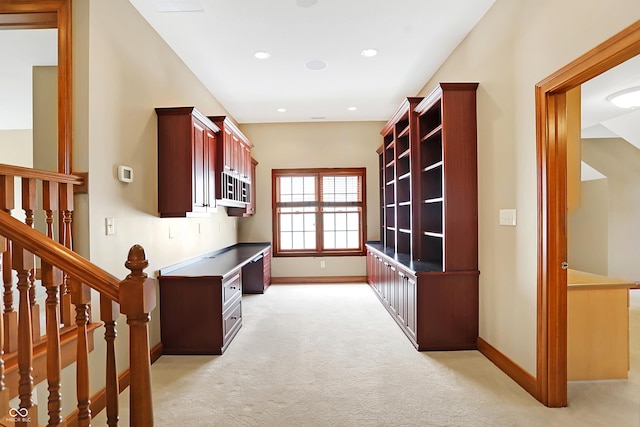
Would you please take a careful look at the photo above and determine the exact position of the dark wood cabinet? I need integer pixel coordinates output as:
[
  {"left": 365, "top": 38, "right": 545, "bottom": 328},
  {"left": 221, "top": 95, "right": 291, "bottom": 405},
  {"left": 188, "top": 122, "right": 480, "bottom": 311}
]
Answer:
[
  {"left": 156, "top": 107, "right": 219, "bottom": 217},
  {"left": 158, "top": 243, "right": 271, "bottom": 355},
  {"left": 368, "top": 82, "right": 479, "bottom": 351},
  {"left": 209, "top": 116, "right": 253, "bottom": 207},
  {"left": 228, "top": 157, "right": 258, "bottom": 217}
]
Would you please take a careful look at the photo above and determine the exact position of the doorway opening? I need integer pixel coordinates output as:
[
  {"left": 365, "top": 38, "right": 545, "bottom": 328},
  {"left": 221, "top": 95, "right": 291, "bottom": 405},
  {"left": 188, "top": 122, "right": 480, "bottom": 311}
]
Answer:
[{"left": 535, "top": 20, "right": 640, "bottom": 407}]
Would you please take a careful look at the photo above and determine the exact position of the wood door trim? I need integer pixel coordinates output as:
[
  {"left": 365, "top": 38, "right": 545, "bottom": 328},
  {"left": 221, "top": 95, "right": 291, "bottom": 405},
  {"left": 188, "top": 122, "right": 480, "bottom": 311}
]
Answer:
[
  {"left": 0, "top": 0, "right": 72, "bottom": 174},
  {"left": 535, "top": 19, "right": 640, "bottom": 407}
]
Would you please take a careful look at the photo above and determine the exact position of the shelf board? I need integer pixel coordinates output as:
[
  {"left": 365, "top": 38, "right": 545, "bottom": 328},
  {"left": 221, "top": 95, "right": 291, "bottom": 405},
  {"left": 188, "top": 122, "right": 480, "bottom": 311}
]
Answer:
[
  {"left": 420, "top": 124, "right": 443, "bottom": 142},
  {"left": 386, "top": 159, "right": 395, "bottom": 167},
  {"left": 421, "top": 160, "right": 443, "bottom": 173},
  {"left": 385, "top": 180, "right": 395, "bottom": 186},
  {"left": 396, "top": 123, "right": 410, "bottom": 138},
  {"left": 397, "top": 171, "right": 411, "bottom": 181},
  {"left": 398, "top": 228, "right": 411, "bottom": 234},
  {"left": 422, "top": 197, "right": 444, "bottom": 204},
  {"left": 398, "top": 201, "right": 411, "bottom": 207},
  {"left": 385, "top": 140, "right": 395, "bottom": 150},
  {"left": 398, "top": 148, "right": 410, "bottom": 159},
  {"left": 386, "top": 227, "right": 397, "bottom": 231},
  {"left": 422, "top": 231, "right": 444, "bottom": 238}
]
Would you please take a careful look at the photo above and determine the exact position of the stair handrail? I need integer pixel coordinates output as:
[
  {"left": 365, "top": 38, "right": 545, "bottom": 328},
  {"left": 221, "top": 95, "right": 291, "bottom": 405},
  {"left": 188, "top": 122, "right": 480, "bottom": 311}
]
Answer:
[{"left": 0, "top": 210, "right": 119, "bottom": 302}]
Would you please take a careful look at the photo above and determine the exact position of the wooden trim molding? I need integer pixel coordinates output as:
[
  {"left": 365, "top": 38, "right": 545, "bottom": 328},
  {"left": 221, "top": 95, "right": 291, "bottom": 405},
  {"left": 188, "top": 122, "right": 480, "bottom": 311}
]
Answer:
[
  {"left": 0, "top": 0, "right": 73, "bottom": 174},
  {"left": 535, "top": 20, "right": 640, "bottom": 407},
  {"left": 271, "top": 276, "right": 367, "bottom": 284},
  {"left": 477, "top": 337, "right": 537, "bottom": 398}
]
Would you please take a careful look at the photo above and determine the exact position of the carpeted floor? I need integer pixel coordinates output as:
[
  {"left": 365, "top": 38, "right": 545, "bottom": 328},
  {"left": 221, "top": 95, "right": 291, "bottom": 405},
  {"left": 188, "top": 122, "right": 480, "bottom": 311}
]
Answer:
[{"left": 96, "top": 284, "right": 640, "bottom": 426}]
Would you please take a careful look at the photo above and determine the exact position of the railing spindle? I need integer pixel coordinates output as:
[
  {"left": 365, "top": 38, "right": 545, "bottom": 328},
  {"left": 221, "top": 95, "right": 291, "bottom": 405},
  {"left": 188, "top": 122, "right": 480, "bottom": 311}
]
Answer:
[
  {"left": 71, "top": 278, "right": 92, "bottom": 427},
  {"left": 101, "top": 295, "right": 120, "bottom": 427},
  {"left": 42, "top": 181, "right": 58, "bottom": 241},
  {"left": 42, "top": 261, "right": 63, "bottom": 427},
  {"left": 60, "top": 183, "right": 74, "bottom": 328},
  {"left": 12, "top": 243, "right": 36, "bottom": 422},
  {"left": 22, "top": 178, "right": 41, "bottom": 343},
  {"left": 120, "top": 245, "right": 155, "bottom": 427},
  {"left": 0, "top": 237, "right": 9, "bottom": 418},
  {"left": 0, "top": 175, "right": 17, "bottom": 355}
]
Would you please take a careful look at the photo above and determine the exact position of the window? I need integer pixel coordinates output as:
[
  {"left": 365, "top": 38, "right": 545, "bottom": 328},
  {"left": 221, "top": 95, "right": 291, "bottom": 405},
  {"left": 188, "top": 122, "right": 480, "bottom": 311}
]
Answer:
[{"left": 272, "top": 168, "right": 366, "bottom": 256}]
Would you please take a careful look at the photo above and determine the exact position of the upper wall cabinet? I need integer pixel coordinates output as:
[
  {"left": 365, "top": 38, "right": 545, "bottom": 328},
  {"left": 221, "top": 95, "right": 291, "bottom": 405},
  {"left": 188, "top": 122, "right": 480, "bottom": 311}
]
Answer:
[
  {"left": 209, "top": 116, "right": 253, "bottom": 207},
  {"left": 156, "top": 107, "right": 219, "bottom": 217}
]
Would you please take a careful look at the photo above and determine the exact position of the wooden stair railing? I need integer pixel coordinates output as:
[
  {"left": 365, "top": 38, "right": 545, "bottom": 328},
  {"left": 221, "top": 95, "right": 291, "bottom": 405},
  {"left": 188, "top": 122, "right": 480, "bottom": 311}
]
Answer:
[{"left": 0, "top": 164, "right": 154, "bottom": 426}]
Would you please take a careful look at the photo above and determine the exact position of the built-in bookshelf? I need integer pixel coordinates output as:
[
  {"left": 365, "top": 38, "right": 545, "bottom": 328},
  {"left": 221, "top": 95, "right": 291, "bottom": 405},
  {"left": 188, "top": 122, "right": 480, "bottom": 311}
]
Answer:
[{"left": 367, "top": 83, "right": 479, "bottom": 351}]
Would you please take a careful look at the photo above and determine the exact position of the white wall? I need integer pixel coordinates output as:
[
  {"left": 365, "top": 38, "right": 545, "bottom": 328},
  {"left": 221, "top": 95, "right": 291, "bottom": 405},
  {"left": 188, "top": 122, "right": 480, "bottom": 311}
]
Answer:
[
  {"left": 70, "top": 0, "right": 242, "bottom": 408},
  {"left": 238, "top": 121, "right": 384, "bottom": 278},
  {"left": 568, "top": 178, "right": 609, "bottom": 276},
  {"left": 415, "top": 0, "right": 640, "bottom": 373},
  {"left": 579, "top": 138, "right": 640, "bottom": 280}
]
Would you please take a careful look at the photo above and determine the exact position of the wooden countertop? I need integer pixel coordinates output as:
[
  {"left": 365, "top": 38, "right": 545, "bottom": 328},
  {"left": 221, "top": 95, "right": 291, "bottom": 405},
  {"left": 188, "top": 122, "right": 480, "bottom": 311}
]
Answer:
[{"left": 568, "top": 269, "right": 635, "bottom": 290}]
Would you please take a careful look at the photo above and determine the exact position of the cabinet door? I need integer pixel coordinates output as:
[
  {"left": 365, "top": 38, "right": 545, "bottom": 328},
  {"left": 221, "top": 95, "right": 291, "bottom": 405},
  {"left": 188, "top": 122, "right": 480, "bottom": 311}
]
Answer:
[
  {"left": 405, "top": 273, "right": 417, "bottom": 341},
  {"left": 223, "top": 127, "right": 234, "bottom": 173},
  {"left": 192, "top": 119, "right": 208, "bottom": 212},
  {"left": 205, "top": 127, "right": 217, "bottom": 208}
]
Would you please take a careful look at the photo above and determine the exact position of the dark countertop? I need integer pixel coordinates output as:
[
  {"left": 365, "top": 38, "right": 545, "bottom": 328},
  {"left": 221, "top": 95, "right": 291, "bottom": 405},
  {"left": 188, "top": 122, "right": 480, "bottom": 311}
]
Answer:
[
  {"left": 158, "top": 242, "right": 271, "bottom": 279},
  {"left": 366, "top": 241, "right": 444, "bottom": 273}
]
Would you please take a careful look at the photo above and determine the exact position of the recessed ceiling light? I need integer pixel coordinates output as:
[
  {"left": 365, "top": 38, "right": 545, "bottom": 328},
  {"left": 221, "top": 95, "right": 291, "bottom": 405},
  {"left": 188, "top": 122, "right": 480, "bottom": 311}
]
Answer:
[
  {"left": 277, "top": 108, "right": 286, "bottom": 113},
  {"left": 311, "top": 116, "right": 326, "bottom": 120},
  {"left": 152, "top": 0, "right": 204, "bottom": 12},
  {"left": 254, "top": 51, "right": 271, "bottom": 59},
  {"left": 607, "top": 86, "right": 640, "bottom": 108},
  {"left": 347, "top": 106, "right": 357, "bottom": 111},
  {"left": 361, "top": 48, "right": 378, "bottom": 57},
  {"left": 305, "top": 60, "right": 328, "bottom": 71}
]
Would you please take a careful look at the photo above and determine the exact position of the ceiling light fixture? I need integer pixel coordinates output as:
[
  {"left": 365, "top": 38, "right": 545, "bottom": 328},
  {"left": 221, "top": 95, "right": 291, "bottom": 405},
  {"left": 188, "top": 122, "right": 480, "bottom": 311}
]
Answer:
[
  {"left": 606, "top": 86, "right": 640, "bottom": 108},
  {"left": 277, "top": 108, "right": 286, "bottom": 113},
  {"left": 347, "top": 106, "right": 357, "bottom": 111},
  {"left": 361, "top": 48, "right": 378, "bottom": 57},
  {"left": 254, "top": 51, "right": 271, "bottom": 59},
  {"left": 304, "top": 60, "right": 328, "bottom": 71}
]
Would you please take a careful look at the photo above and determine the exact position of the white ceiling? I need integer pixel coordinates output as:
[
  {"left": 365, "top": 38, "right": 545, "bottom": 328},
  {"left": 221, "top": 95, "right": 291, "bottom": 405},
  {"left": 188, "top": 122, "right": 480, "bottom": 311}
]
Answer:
[
  {"left": 128, "top": 0, "right": 496, "bottom": 123},
  {"left": 1, "top": 1, "right": 639, "bottom": 138}
]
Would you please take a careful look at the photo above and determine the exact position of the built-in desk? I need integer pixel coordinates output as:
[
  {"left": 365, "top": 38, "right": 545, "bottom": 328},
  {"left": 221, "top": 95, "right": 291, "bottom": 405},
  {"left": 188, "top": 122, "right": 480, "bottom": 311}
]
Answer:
[
  {"left": 158, "top": 242, "right": 271, "bottom": 355},
  {"left": 568, "top": 269, "right": 634, "bottom": 380}
]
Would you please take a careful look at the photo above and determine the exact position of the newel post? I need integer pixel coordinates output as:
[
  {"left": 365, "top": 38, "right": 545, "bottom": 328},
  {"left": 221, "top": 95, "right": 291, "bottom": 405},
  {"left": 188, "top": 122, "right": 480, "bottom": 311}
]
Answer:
[{"left": 119, "top": 245, "right": 155, "bottom": 427}]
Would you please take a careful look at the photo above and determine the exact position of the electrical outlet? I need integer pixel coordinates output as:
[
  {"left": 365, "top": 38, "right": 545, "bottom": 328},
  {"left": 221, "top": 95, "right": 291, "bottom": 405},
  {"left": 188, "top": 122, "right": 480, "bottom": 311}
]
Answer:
[
  {"left": 499, "top": 209, "right": 517, "bottom": 226},
  {"left": 320, "top": 260, "right": 326, "bottom": 268},
  {"left": 169, "top": 225, "right": 175, "bottom": 239}
]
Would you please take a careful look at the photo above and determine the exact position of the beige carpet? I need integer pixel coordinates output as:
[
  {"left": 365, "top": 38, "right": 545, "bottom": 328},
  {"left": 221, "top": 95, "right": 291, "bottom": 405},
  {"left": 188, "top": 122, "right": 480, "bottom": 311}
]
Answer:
[{"left": 95, "top": 284, "right": 640, "bottom": 426}]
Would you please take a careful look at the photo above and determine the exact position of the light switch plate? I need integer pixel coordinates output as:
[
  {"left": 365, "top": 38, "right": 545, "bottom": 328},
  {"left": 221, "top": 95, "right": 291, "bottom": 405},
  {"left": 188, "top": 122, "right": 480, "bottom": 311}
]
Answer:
[
  {"left": 105, "top": 217, "right": 115, "bottom": 235},
  {"left": 499, "top": 209, "right": 517, "bottom": 226}
]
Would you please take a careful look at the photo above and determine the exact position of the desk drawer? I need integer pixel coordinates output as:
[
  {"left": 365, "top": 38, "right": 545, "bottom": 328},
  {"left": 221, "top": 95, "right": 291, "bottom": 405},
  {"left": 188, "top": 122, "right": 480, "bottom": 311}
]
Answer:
[
  {"left": 222, "top": 269, "right": 242, "bottom": 307},
  {"left": 223, "top": 300, "right": 242, "bottom": 345}
]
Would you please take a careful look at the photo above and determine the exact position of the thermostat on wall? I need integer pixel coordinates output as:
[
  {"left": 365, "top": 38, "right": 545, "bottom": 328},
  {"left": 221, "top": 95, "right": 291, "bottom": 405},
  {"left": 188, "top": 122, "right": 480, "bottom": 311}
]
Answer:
[{"left": 117, "top": 165, "right": 134, "bottom": 183}]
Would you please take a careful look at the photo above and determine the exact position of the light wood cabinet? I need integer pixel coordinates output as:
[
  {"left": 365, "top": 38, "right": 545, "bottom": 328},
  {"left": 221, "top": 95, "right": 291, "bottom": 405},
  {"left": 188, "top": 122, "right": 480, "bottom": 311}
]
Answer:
[{"left": 156, "top": 107, "right": 219, "bottom": 217}]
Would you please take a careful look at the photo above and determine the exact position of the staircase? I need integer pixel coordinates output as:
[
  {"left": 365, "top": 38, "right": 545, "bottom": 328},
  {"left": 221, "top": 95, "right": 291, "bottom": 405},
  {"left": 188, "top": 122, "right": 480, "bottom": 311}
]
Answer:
[{"left": 0, "top": 164, "right": 154, "bottom": 426}]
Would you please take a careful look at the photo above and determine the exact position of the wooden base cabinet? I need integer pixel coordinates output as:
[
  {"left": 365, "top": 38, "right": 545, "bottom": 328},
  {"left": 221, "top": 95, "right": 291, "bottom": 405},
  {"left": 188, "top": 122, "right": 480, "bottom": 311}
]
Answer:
[
  {"left": 159, "top": 267, "right": 242, "bottom": 355},
  {"left": 366, "top": 245, "right": 478, "bottom": 350}
]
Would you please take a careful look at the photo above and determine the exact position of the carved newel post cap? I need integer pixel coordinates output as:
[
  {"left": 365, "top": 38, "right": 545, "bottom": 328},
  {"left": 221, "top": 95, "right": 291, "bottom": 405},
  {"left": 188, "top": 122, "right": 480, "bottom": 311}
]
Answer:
[
  {"left": 120, "top": 244, "right": 156, "bottom": 316},
  {"left": 125, "top": 244, "right": 148, "bottom": 279}
]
